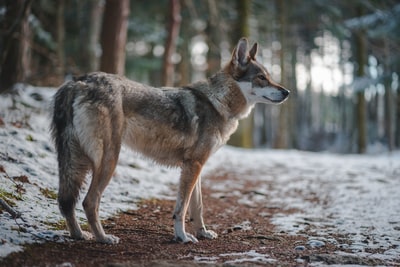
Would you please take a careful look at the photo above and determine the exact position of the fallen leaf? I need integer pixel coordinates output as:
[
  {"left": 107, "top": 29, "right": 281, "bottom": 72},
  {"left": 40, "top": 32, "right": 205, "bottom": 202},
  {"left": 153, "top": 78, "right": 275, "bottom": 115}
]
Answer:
[{"left": 12, "top": 175, "right": 31, "bottom": 184}]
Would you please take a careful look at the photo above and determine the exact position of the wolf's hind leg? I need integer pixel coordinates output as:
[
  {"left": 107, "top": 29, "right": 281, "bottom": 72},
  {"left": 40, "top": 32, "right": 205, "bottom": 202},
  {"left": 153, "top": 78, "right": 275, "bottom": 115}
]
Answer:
[
  {"left": 58, "top": 144, "right": 91, "bottom": 240},
  {"left": 83, "top": 145, "right": 121, "bottom": 244},
  {"left": 189, "top": 177, "right": 218, "bottom": 239}
]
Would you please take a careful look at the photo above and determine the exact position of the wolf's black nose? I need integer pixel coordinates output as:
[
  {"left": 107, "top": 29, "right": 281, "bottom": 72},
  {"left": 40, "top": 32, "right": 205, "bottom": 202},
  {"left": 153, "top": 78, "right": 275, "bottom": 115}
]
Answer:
[{"left": 282, "top": 88, "right": 290, "bottom": 97}]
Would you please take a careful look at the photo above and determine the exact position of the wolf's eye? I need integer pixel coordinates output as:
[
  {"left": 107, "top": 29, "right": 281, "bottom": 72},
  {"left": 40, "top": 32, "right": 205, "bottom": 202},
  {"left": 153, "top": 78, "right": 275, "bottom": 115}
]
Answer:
[{"left": 258, "top": 75, "right": 267, "bottom": 81}]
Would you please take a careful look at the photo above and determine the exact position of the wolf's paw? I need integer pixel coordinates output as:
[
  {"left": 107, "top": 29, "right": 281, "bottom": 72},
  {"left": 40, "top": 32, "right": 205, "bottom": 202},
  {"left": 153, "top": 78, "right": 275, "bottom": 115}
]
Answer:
[
  {"left": 70, "top": 230, "right": 93, "bottom": 241},
  {"left": 81, "top": 231, "right": 94, "bottom": 240},
  {"left": 97, "top": 234, "right": 120, "bottom": 244},
  {"left": 174, "top": 233, "right": 199, "bottom": 243},
  {"left": 197, "top": 228, "right": 218, "bottom": 239}
]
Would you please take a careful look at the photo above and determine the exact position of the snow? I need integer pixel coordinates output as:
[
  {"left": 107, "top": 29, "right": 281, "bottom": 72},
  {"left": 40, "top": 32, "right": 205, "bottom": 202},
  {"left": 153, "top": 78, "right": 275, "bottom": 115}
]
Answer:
[
  {"left": 204, "top": 148, "right": 400, "bottom": 263},
  {"left": 219, "top": 250, "right": 276, "bottom": 264},
  {"left": 1, "top": 85, "right": 400, "bottom": 264},
  {"left": 194, "top": 250, "right": 277, "bottom": 265},
  {"left": 203, "top": 148, "right": 400, "bottom": 264}
]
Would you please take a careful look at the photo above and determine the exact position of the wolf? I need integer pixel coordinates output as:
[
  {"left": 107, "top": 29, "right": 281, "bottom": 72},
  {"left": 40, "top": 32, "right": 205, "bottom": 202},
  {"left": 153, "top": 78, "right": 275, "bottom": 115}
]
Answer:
[{"left": 51, "top": 38, "right": 289, "bottom": 244}]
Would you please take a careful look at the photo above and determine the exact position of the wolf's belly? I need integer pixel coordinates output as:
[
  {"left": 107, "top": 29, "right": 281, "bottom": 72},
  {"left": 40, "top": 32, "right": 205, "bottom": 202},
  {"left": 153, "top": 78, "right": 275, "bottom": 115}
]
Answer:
[{"left": 122, "top": 117, "right": 198, "bottom": 166}]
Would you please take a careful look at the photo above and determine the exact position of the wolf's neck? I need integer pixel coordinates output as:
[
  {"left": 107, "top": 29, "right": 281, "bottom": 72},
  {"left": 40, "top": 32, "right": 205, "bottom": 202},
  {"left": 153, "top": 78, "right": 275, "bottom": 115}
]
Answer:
[{"left": 204, "top": 72, "right": 252, "bottom": 120}]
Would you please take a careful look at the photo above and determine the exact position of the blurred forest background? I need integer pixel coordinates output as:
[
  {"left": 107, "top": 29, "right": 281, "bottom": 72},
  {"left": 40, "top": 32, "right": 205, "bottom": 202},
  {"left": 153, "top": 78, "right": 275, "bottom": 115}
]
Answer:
[{"left": 0, "top": 0, "right": 399, "bottom": 154}]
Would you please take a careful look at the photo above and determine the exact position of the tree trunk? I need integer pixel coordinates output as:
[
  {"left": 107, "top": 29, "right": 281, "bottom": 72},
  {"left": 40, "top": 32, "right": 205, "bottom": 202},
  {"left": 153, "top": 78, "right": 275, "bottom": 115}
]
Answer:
[
  {"left": 89, "top": 0, "right": 104, "bottom": 71},
  {"left": 383, "top": 41, "right": 394, "bottom": 151},
  {"left": 396, "top": 86, "right": 400, "bottom": 148},
  {"left": 383, "top": 79, "right": 394, "bottom": 151},
  {"left": 227, "top": 0, "right": 254, "bottom": 148},
  {"left": 338, "top": 41, "right": 351, "bottom": 153},
  {"left": 206, "top": 0, "right": 222, "bottom": 77},
  {"left": 289, "top": 40, "right": 298, "bottom": 149},
  {"left": 274, "top": 0, "right": 289, "bottom": 149},
  {"left": 356, "top": 91, "right": 367, "bottom": 153},
  {"left": 100, "top": 0, "right": 130, "bottom": 75},
  {"left": 0, "top": 0, "right": 32, "bottom": 92},
  {"left": 177, "top": 1, "right": 190, "bottom": 86},
  {"left": 162, "top": 0, "right": 181, "bottom": 87},
  {"left": 56, "top": 0, "right": 65, "bottom": 78},
  {"left": 354, "top": 6, "right": 367, "bottom": 154}
]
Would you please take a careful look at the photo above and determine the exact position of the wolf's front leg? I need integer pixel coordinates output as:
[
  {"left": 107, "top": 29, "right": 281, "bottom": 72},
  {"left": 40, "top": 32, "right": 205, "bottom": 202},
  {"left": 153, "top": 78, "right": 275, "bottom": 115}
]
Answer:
[
  {"left": 173, "top": 160, "right": 203, "bottom": 243},
  {"left": 189, "top": 177, "right": 218, "bottom": 240}
]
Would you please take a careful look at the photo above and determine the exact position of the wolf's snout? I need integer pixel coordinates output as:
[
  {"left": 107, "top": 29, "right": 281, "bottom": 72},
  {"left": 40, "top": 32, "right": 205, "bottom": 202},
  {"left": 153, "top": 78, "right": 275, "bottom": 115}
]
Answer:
[{"left": 282, "top": 88, "right": 290, "bottom": 97}]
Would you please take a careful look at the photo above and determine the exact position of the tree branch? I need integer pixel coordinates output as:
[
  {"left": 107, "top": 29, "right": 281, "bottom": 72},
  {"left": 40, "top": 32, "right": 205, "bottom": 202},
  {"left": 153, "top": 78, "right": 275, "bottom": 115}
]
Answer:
[{"left": 0, "top": 198, "right": 21, "bottom": 219}]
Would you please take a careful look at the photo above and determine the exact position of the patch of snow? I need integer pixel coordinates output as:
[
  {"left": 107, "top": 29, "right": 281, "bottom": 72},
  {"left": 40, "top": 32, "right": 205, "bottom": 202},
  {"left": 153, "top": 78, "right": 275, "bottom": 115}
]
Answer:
[
  {"left": 194, "top": 250, "right": 276, "bottom": 265},
  {"left": 219, "top": 250, "right": 276, "bottom": 264},
  {"left": 193, "top": 255, "right": 219, "bottom": 264},
  {"left": 232, "top": 220, "right": 252, "bottom": 231},
  {"left": 307, "top": 239, "right": 326, "bottom": 248}
]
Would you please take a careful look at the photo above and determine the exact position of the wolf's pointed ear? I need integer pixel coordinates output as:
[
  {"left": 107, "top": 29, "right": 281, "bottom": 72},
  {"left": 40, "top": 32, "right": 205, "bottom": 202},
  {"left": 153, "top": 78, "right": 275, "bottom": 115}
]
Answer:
[
  {"left": 232, "top": 38, "right": 249, "bottom": 67},
  {"left": 249, "top": 42, "right": 258, "bottom": 60}
]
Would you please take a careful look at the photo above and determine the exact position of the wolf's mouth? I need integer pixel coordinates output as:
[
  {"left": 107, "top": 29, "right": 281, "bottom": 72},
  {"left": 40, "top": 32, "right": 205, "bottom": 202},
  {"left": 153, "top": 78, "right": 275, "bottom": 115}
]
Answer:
[{"left": 262, "top": 96, "right": 282, "bottom": 103}]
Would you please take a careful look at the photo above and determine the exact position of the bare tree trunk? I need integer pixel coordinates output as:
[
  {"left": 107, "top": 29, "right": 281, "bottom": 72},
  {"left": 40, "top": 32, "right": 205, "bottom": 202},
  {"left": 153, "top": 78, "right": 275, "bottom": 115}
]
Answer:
[
  {"left": 356, "top": 91, "right": 367, "bottom": 153},
  {"left": 0, "top": 0, "right": 32, "bottom": 92},
  {"left": 355, "top": 6, "right": 367, "bottom": 154},
  {"left": 304, "top": 54, "right": 313, "bottom": 137},
  {"left": 289, "top": 40, "right": 298, "bottom": 148},
  {"left": 89, "top": 0, "right": 104, "bottom": 71},
  {"left": 274, "top": 0, "right": 289, "bottom": 149},
  {"left": 337, "top": 40, "right": 352, "bottom": 153},
  {"left": 100, "top": 0, "right": 130, "bottom": 75},
  {"left": 177, "top": 37, "right": 190, "bottom": 86},
  {"left": 396, "top": 86, "right": 400, "bottom": 148},
  {"left": 206, "top": 0, "right": 222, "bottom": 77},
  {"left": 56, "top": 0, "right": 65, "bottom": 79},
  {"left": 383, "top": 40, "right": 394, "bottom": 151},
  {"left": 162, "top": 0, "right": 181, "bottom": 86},
  {"left": 227, "top": 0, "right": 254, "bottom": 148},
  {"left": 177, "top": 0, "right": 191, "bottom": 86}
]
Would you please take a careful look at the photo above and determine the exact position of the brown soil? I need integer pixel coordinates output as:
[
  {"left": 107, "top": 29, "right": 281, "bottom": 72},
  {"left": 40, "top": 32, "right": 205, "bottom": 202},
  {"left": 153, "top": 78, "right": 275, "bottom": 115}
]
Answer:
[{"left": 0, "top": 172, "right": 393, "bottom": 267}]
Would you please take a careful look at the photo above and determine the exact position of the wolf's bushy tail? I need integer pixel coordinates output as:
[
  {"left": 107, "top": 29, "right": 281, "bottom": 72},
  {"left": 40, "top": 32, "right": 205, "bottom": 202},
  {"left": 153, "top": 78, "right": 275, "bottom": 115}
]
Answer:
[
  {"left": 51, "top": 81, "right": 86, "bottom": 218},
  {"left": 51, "top": 81, "right": 75, "bottom": 156}
]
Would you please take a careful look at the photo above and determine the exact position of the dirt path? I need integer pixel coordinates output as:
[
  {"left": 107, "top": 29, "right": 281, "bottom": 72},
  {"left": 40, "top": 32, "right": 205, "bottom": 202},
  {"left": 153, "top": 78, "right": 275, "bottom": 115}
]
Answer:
[{"left": 1, "top": 171, "right": 394, "bottom": 266}]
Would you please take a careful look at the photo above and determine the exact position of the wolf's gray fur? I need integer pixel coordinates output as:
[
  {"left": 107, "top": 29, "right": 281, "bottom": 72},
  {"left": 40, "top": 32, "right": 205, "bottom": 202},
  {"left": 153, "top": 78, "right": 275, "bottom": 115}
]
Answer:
[{"left": 51, "top": 38, "right": 289, "bottom": 244}]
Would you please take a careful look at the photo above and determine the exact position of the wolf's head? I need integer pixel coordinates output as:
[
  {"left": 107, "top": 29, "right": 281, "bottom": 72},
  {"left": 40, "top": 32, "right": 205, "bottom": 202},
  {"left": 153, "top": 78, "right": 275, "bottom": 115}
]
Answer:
[{"left": 226, "top": 38, "right": 290, "bottom": 105}]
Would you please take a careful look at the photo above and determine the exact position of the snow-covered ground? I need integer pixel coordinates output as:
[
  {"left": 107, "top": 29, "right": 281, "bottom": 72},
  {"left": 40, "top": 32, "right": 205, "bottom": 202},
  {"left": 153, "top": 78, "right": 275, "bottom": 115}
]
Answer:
[
  {"left": 203, "top": 148, "right": 400, "bottom": 264},
  {"left": 1, "top": 86, "right": 399, "bottom": 264}
]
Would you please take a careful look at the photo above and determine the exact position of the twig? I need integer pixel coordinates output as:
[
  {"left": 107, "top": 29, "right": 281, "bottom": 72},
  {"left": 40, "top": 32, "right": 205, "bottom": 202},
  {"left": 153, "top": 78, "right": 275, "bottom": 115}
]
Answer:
[{"left": 0, "top": 198, "right": 21, "bottom": 219}]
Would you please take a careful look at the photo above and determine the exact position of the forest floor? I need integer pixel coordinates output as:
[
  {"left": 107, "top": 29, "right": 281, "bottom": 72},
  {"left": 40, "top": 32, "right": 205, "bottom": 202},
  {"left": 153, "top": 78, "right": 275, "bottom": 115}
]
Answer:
[
  {"left": 1, "top": 86, "right": 400, "bottom": 266},
  {"left": 1, "top": 173, "right": 396, "bottom": 267}
]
